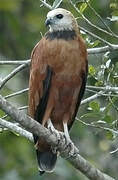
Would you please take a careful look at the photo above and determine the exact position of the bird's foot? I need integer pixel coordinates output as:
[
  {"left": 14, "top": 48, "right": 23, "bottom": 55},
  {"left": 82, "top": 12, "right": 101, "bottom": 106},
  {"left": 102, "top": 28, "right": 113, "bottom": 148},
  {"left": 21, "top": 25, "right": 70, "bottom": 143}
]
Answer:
[
  {"left": 47, "top": 119, "right": 63, "bottom": 153},
  {"left": 51, "top": 131, "right": 63, "bottom": 154},
  {"left": 63, "top": 135, "right": 77, "bottom": 157},
  {"left": 47, "top": 119, "right": 78, "bottom": 156},
  {"left": 47, "top": 119, "right": 61, "bottom": 141},
  {"left": 62, "top": 122, "right": 77, "bottom": 157}
]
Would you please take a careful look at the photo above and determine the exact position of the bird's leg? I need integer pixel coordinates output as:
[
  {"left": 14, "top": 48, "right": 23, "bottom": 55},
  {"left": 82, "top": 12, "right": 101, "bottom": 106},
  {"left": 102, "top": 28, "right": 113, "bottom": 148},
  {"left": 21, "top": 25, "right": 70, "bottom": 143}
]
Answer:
[
  {"left": 63, "top": 122, "right": 71, "bottom": 142},
  {"left": 47, "top": 118, "right": 56, "bottom": 133},
  {"left": 47, "top": 119, "right": 62, "bottom": 153},
  {"left": 63, "top": 122, "right": 76, "bottom": 157},
  {"left": 47, "top": 118, "right": 63, "bottom": 140}
]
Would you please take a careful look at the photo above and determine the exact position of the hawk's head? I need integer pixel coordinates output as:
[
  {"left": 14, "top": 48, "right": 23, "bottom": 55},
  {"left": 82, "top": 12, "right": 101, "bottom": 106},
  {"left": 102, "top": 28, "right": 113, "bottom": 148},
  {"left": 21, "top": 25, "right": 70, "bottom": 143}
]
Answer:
[{"left": 45, "top": 8, "right": 78, "bottom": 32}]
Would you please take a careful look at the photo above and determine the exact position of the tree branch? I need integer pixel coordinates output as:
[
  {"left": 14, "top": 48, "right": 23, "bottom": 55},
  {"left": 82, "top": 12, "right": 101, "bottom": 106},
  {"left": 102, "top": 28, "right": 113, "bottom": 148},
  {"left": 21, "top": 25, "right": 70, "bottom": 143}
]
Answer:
[
  {"left": 39, "top": 0, "right": 63, "bottom": 9},
  {"left": 87, "top": 45, "right": 118, "bottom": 54},
  {"left": 84, "top": 0, "right": 118, "bottom": 39},
  {"left": 87, "top": 85, "right": 118, "bottom": 92},
  {"left": 52, "top": 0, "right": 63, "bottom": 9},
  {"left": 79, "top": 26, "right": 113, "bottom": 47},
  {"left": 70, "top": 0, "right": 118, "bottom": 39},
  {"left": 39, "top": 0, "right": 52, "bottom": 9},
  {"left": 0, "top": 95, "right": 115, "bottom": 180},
  {"left": 4, "top": 88, "right": 29, "bottom": 99},
  {"left": 76, "top": 118, "right": 118, "bottom": 136},
  {"left": 0, "top": 63, "right": 29, "bottom": 89},
  {"left": 0, "top": 118, "right": 33, "bottom": 142},
  {"left": 1, "top": 106, "right": 28, "bottom": 120},
  {"left": 81, "top": 91, "right": 103, "bottom": 105},
  {"left": 0, "top": 59, "right": 30, "bottom": 65}
]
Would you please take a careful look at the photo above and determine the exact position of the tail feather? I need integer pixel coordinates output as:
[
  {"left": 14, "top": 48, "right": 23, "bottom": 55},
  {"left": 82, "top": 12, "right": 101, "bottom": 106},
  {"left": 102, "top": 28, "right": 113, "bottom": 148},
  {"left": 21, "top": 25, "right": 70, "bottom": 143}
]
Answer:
[
  {"left": 36, "top": 150, "right": 57, "bottom": 175},
  {"left": 39, "top": 170, "right": 45, "bottom": 176}
]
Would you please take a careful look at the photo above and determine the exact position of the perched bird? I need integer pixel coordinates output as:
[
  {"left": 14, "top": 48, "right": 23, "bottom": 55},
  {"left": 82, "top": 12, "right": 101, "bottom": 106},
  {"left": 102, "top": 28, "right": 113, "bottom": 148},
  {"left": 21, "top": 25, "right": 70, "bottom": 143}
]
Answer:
[{"left": 28, "top": 8, "right": 88, "bottom": 175}]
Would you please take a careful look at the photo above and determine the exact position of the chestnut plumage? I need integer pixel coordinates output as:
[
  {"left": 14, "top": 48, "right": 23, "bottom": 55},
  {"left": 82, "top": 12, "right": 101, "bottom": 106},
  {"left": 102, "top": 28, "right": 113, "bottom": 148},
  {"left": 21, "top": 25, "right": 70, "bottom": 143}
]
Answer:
[{"left": 28, "top": 8, "right": 88, "bottom": 175}]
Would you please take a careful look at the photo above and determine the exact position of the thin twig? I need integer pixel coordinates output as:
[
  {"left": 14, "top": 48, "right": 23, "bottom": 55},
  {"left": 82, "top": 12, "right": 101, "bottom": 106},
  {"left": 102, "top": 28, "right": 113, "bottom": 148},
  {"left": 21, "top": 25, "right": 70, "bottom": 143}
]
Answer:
[
  {"left": 18, "top": 106, "right": 28, "bottom": 110},
  {"left": 87, "top": 45, "right": 118, "bottom": 54},
  {"left": 52, "top": 0, "right": 63, "bottom": 9},
  {"left": 110, "top": 148, "right": 118, "bottom": 154},
  {"left": 0, "top": 63, "right": 29, "bottom": 89},
  {"left": 0, "top": 59, "right": 30, "bottom": 65},
  {"left": 84, "top": 0, "right": 118, "bottom": 38},
  {"left": 81, "top": 91, "right": 103, "bottom": 105},
  {"left": 70, "top": 0, "right": 118, "bottom": 39},
  {"left": 4, "top": 88, "right": 29, "bottom": 99},
  {"left": 80, "top": 26, "right": 113, "bottom": 47},
  {"left": 87, "top": 86, "right": 118, "bottom": 92},
  {"left": 76, "top": 117, "right": 118, "bottom": 135},
  {"left": 39, "top": 0, "right": 52, "bottom": 9},
  {"left": 0, "top": 118, "right": 33, "bottom": 141},
  {"left": 108, "top": 96, "right": 118, "bottom": 111},
  {"left": 1, "top": 106, "right": 28, "bottom": 119}
]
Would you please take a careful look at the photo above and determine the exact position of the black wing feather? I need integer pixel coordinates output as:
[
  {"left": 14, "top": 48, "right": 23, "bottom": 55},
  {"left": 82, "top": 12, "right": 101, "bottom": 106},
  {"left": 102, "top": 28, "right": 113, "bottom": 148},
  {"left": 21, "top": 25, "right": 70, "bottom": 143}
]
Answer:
[
  {"left": 34, "top": 65, "right": 53, "bottom": 143},
  {"left": 68, "top": 62, "right": 88, "bottom": 130}
]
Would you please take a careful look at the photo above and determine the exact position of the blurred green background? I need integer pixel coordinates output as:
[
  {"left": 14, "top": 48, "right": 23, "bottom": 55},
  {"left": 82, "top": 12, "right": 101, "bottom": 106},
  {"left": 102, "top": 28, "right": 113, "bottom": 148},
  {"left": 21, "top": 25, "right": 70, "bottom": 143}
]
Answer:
[{"left": 0, "top": 0, "right": 118, "bottom": 180}]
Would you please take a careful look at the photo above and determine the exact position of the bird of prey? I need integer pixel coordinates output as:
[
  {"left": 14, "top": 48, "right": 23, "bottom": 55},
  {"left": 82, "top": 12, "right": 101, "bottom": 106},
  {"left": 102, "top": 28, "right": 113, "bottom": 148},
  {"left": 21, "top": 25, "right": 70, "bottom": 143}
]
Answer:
[{"left": 28, "top": 8, "right": 88, "bottom": 175}]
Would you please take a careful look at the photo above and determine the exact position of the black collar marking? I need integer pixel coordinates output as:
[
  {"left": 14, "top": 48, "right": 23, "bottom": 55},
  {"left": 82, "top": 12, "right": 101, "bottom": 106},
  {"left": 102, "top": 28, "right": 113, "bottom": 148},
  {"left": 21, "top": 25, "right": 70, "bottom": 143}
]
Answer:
[{"left": 45, "top": 30, "right": 77, "bottom": 40}]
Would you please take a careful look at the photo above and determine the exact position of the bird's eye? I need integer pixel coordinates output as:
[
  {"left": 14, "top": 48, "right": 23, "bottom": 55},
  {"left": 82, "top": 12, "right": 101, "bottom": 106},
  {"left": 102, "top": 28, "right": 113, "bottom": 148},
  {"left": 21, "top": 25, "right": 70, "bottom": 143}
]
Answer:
[{"left": 56, "top": 14, "right": 63, "bottom": 19}]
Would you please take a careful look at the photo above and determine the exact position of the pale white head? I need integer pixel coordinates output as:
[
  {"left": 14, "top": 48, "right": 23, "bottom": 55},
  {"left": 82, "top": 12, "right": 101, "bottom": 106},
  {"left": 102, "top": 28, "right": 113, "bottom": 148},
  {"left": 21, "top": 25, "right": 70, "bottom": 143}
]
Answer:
[{"left": 45, "top": 8, "right": 78, "bottom": 32}]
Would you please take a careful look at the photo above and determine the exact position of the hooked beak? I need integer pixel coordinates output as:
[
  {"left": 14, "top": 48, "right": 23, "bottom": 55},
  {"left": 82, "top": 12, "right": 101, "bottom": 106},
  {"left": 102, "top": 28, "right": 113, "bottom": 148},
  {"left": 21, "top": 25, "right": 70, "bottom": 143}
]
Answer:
[{"left": 45, "top": 18, "right": 53, "bottom": 26}]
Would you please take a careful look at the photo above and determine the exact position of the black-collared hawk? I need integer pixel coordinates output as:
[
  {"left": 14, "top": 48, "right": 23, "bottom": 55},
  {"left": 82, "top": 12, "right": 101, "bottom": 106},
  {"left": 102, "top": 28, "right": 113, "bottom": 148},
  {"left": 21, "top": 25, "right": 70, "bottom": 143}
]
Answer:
[{"left": 28, "top": 8, "right": 88, "bottom": 175}]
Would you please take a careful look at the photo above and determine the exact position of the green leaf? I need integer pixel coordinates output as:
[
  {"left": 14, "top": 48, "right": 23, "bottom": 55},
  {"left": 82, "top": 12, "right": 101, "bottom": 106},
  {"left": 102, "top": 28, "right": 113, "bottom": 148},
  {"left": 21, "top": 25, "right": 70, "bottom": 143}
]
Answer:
[
  {"left": 111, "top": 10, "right": 118, "bottom": 16},
  {"left": 11, "top": 131, "right": 20, "bottom": 136},
  {"left": 79, "top": 3, "right": 87, "bottom": 13},
  {"left": 103, "top": 115, "right": 113, "bottom": 124},
  {"left": 88, "top": 40, "right": 100, "bottom": 48},
  {"left": 87, "top": 76, "right": 98, "bottom": 86},
  {"left": 89, "top": 65, "right": 96, "bottom": 76},
  {"left": 80, "top": 112, "right": 102, "bottom": 119},
  {"left": 110, "top": 3, "right": 118, "bottom": 9},
  {"left": 89, "top": 101, "right": 100, "bottom": 112},
  {"left": 95, "top": 80, "right": 103, "bottom": 86}
]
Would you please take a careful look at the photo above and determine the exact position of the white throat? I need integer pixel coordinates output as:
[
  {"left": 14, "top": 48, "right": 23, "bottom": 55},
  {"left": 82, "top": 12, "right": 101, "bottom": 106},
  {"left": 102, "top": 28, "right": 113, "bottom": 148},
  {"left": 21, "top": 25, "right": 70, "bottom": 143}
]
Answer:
[{"left": 49, "top": 24, "right": 73, "bottom": 32}]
